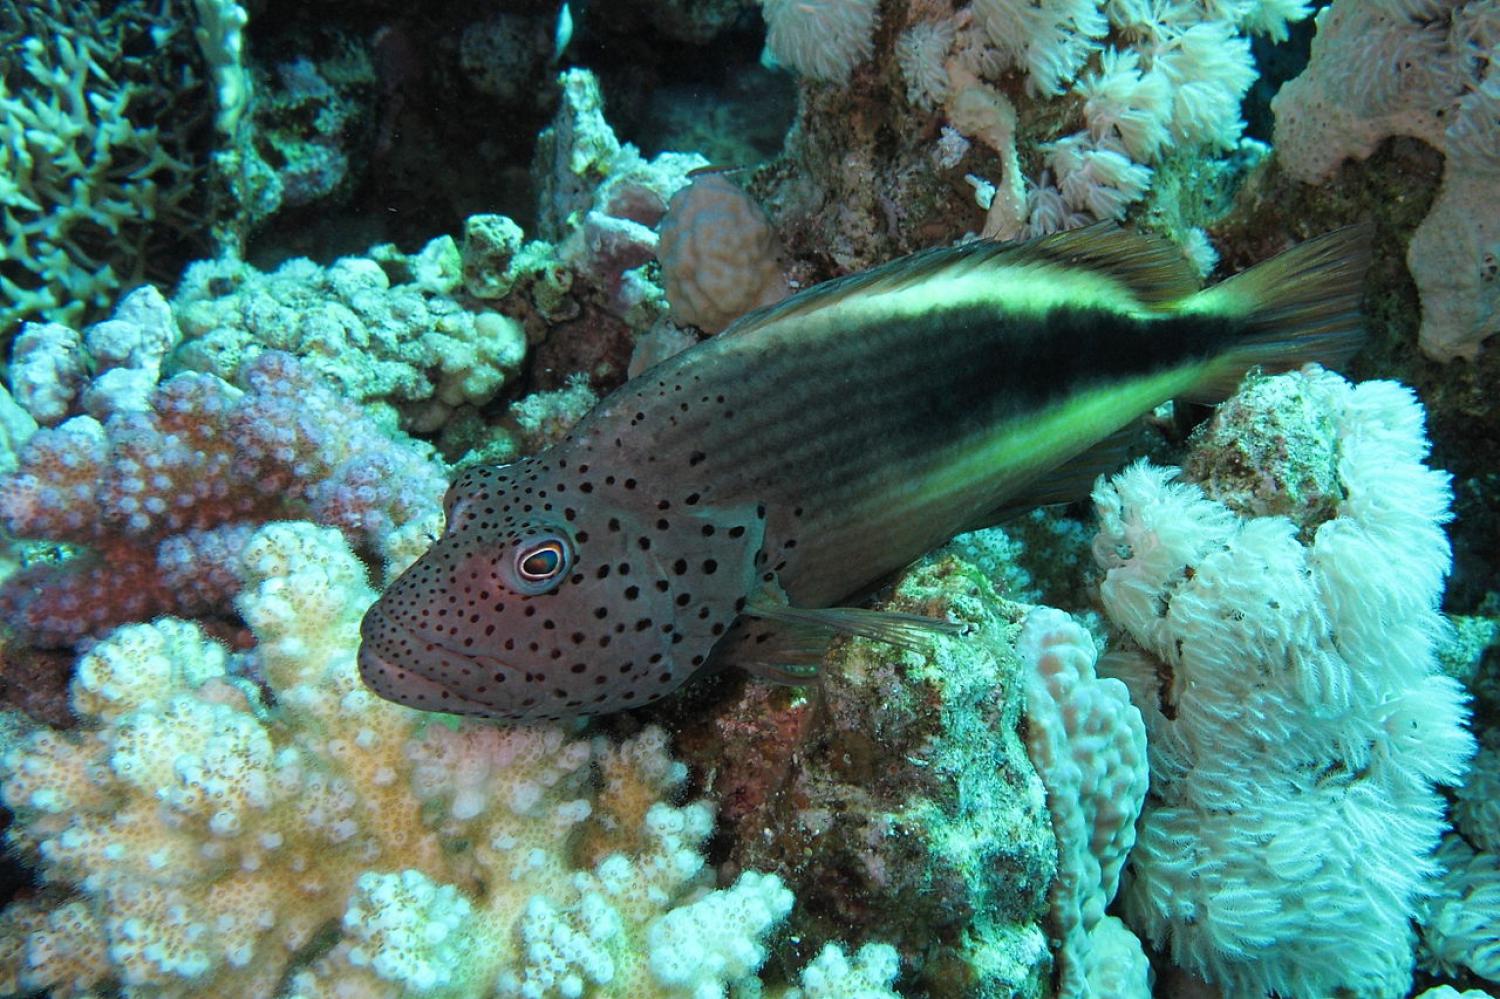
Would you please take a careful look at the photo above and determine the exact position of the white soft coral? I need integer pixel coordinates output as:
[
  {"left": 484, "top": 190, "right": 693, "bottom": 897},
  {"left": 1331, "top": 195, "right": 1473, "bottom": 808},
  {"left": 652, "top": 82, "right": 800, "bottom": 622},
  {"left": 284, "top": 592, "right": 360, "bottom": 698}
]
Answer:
[
  {"left": 973, "top": 0, "right": 1109, "bottom": 96},
  {"left": 1079, "top": 48, "right": 1173, "bottom": 162},
  {"left": 1093, "top": 368, "right": 1475, "bottom": 999},
  {"left": 1042, "top": 132, "right": 1153, "bottom": 221},
  {"left": 762, "top": 0, "right": 881, "bottom": 82},
  {"left": 1273, "top": 0, "right": 1500, "bottom": 360}
]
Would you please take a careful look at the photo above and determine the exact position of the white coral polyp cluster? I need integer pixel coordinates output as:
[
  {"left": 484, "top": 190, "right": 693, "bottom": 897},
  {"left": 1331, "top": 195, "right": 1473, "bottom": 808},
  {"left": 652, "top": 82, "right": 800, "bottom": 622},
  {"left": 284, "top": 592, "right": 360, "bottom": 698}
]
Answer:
[
  {"left": 647, "top": 871, "right": 795, "bottom": 991},
  {"left": 929, "top": 0, "right": 1293, "bottom": 240},
  {"left": 761, "top": 0, "right": 880, "bottom": 83},
  {"left": 1419, "top": 834, "right": 1500, "bottom": 983},
  {"left": 1092, "top": 367, "right": 1476, "bottom": 999},
  {"left": 783, "top": 942, "right": 902, "bottom": 998},
  {"left": 1040, "top": 133, "right": 1153, "bottom": 222},
  {"left": 0, "top": 522, "right": 798, "bottom": 997},
  {"left": 1272, "top": 0, "right": 1499, "bottom": 361},
  {"left": 339, "top": 871, "right": 472, "bottom": 992},
  {"left": 896, "top": 19, "right": 959, "bottom": 108},
  {"left": 974, "top": 0, "right": 1109, "bottom": 98}
]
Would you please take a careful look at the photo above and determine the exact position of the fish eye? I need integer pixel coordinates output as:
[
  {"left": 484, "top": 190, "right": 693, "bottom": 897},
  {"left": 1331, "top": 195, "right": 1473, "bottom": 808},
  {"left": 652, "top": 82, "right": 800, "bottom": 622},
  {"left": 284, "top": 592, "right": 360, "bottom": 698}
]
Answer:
[
  {"left": 519, "top": 541, "right": 564, "bottom": 580},
  {"left": 505, "top": 532, "right": 574, "bottom": 595}
]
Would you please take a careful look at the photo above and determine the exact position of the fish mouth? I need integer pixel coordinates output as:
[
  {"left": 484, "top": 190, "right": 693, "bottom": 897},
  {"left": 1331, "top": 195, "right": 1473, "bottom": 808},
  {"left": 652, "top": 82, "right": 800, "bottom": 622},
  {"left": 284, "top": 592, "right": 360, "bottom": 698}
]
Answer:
[{"left": 357, "top": 612, "right": 517, "bottom": 708}]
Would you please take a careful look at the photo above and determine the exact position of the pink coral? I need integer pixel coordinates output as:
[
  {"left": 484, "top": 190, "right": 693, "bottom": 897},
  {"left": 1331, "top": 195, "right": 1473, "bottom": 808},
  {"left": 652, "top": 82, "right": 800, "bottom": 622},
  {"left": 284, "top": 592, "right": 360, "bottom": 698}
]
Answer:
[
  {"left": 1020, "top": 606, "right": 1150, "bottom": 999},
  {"left": 0, "top": 351, "right": 445, "bottom": 647},
  {"left": 656, "top": 174, "right": 790, "bottom": 333}
]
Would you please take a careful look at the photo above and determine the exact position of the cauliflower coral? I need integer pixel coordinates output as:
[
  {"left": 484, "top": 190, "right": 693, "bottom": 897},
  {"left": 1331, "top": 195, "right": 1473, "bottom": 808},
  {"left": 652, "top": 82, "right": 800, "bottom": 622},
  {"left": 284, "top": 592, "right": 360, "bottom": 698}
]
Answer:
[{"left": 0, "top": 522, "right": 800, "bottom": 997}]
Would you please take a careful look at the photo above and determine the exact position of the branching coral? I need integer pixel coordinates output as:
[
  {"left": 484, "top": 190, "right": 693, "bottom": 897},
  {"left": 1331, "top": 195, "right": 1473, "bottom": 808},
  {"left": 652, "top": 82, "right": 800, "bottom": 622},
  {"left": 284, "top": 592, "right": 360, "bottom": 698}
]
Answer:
[
  {"left": 0, "top": 522, "right": 802, "bottom": 997},
  {"left": 782, "top": 943, "right": 902, "bottom": 998},
  {"left": 0, "top": 348, "right": 445, "bottom": 646},
  {"left": 190, "top": 0, "right": 249, "bottom": 135},
  {"left": 0, "top": 0, "right": 206, "bottom": 332}
]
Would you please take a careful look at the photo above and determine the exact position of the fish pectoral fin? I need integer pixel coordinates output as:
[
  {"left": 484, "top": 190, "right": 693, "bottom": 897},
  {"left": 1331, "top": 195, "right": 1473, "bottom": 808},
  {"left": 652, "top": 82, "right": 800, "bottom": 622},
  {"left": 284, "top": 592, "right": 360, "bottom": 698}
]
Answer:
[
  {"left": 708, "top": 616, "right": 829, "bottom": 685},
  {"left": 742, "top": 585, "right": 966, "bottom": 652},
  {"left": 714, "top": 581, "right": 966, "bottom": 683}
]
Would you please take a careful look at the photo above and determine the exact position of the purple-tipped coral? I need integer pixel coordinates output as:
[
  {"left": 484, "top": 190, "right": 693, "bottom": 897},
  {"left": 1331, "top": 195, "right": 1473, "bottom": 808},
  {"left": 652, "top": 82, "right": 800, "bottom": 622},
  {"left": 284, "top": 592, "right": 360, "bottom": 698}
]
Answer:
[{"left": 0, "top": 351, "right": 445, "bottom": 647}]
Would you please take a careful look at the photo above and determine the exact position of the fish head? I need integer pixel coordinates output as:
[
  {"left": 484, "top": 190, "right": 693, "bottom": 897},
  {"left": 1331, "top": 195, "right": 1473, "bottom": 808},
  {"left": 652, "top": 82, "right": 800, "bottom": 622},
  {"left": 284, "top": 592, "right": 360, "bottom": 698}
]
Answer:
[{"left": 357, "top": 454, "right": 764, "bottom": 721}]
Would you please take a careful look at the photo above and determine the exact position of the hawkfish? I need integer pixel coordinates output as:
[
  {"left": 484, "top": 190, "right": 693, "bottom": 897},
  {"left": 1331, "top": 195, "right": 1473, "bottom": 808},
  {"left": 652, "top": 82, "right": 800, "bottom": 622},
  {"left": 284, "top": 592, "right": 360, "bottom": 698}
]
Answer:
[{"left": 358, "top": 223, "right": 1371, "bottom": 722}]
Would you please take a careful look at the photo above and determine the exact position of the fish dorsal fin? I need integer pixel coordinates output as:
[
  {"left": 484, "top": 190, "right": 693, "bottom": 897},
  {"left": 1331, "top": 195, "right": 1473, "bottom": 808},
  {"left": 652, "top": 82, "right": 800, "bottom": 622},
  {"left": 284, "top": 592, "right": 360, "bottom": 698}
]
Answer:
[
  {"left": 719, "top": 222, "right": 1201, "bottom": 339},
  {"left": 1012, "top": 222, "right": 1203, "bottom": 306}
]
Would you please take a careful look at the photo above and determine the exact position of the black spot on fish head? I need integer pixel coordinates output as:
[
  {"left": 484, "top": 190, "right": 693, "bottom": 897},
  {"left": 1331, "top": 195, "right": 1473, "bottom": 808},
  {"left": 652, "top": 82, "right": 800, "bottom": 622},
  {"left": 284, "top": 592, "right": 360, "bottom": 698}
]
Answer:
[{"left": 358, "top": 453, "right": 750, "bottom": 721}]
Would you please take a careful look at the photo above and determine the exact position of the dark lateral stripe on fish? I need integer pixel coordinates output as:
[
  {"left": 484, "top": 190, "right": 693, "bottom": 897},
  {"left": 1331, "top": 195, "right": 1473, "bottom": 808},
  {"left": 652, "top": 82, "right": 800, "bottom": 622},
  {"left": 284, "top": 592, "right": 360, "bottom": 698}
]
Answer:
[
  {"left": 629, "top": 303, "right": 1237, "bottom": 495},
  {"left": 608, "top": 226, "right": 1372, "bottom": 511},
  {"left": 783, "top": 303, "right": 1232, "bottom": 443}
]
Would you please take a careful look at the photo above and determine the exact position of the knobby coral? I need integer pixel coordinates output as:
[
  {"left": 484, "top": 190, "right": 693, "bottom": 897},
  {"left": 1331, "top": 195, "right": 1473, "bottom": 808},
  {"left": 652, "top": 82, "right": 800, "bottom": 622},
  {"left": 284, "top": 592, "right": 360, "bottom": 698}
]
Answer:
[
  {"left": 172, "top": 242, "right": 529, "bottom": 434},
  {"left": 1271, "top": 0, "right": 1500, "bottom": 361},
  {"left": 656, "top": 174, "right": 790, "bottom": 333},
  {"left": 1019, "top": 607, "right": 1150, "bottom": 998}
]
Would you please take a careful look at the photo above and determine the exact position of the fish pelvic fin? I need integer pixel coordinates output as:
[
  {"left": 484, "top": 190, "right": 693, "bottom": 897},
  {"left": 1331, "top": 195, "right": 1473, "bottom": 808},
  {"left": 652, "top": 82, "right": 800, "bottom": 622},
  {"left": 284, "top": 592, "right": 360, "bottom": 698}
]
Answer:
[
  {"left": 718, "top": 580, "right": 970, "bottom": 685},
  {"left": 1185, "top": 223, "right": 1374, "bottom": 401}
]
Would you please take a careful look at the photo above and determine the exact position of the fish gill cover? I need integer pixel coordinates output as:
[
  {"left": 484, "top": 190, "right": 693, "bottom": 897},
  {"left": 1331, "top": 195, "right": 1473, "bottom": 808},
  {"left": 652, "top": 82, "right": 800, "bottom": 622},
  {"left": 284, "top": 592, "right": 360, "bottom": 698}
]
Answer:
[{"left": 0, "top": 1, "right": 1495, "bottom": 998}]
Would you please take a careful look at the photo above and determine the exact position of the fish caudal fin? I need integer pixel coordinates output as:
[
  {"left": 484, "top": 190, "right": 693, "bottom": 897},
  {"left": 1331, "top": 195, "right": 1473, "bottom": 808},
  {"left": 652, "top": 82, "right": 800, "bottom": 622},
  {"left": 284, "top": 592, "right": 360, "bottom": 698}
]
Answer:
[{"left": 1186, "top": 223, "right": 1374, "bottom": 401}]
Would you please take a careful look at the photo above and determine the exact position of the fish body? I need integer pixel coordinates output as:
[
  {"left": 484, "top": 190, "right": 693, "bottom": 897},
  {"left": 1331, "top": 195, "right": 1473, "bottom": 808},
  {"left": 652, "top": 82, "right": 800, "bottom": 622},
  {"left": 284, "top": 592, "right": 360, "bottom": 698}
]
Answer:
[{"left": 358, "top": 223, "right": 1371, "bottom": 721}]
